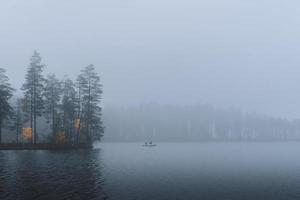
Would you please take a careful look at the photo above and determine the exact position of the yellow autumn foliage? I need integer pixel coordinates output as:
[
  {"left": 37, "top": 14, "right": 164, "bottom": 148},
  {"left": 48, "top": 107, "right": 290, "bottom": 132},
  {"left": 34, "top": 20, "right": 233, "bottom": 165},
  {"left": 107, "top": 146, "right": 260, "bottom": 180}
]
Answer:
[{"left": 22, "top": 128, "right": 32, "bottom": 140}]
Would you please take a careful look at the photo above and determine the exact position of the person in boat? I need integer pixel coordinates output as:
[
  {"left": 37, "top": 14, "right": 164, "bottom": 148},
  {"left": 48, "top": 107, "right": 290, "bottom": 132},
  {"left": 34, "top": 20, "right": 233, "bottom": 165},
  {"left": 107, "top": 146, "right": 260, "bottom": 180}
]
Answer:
[{"left": 149, "top": 141, "right": 152, "bottom": 145}]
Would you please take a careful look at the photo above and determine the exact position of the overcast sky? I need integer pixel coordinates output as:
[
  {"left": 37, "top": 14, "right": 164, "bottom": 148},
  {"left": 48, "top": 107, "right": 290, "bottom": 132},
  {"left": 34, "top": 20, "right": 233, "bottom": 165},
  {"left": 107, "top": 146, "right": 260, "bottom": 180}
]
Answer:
[{"left": 1, "top": 0, "right": 300, "bottom": 119}]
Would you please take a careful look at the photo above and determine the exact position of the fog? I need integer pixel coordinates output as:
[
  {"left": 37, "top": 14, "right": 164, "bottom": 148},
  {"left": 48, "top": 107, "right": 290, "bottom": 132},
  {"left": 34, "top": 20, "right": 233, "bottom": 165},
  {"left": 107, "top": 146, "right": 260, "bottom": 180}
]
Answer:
[
  {"left": 103, "top": 104, "right": 300, "bottom": 142},
  {"left": 4, "top": 1, "right": 300, "bottom": 199},
  {"left": 1, "top": 0, "right": 300, "bottom": 119}
]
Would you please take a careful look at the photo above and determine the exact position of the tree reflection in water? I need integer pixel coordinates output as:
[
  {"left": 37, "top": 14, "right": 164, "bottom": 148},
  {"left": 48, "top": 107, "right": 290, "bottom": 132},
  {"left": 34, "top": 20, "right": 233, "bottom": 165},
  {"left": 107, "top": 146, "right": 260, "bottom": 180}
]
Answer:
[{"left": 0, "top": 149, "right": 107, "bottom": 200}]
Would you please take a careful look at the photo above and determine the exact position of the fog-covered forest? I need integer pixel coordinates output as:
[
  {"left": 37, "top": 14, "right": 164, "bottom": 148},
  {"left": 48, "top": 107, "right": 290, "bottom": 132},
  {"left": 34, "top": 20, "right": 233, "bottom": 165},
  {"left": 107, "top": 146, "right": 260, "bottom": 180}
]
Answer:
[
  {"left": 0, "top": 51, "right": 104, "bottom": 145},
  {"left": 103, "top": 104, "right": 300, "bottom": 142},
  {"left": 2, "top": 50, "right": 300, "bottom": 144}
]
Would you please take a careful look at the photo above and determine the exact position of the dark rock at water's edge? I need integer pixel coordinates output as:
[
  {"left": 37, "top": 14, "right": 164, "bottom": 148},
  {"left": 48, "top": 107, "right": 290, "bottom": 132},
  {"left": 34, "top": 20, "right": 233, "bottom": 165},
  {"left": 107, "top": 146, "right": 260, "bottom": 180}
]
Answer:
[{"left": 0, "top": 143, "right": 93, "bottom": 150}]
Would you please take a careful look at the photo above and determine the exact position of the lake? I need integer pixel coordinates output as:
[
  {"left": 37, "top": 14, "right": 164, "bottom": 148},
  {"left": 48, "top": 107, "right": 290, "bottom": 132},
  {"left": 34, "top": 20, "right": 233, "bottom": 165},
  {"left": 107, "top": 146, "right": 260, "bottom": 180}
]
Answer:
[{"left": 2, "top": 142, "right": 300, "bottom": 200}]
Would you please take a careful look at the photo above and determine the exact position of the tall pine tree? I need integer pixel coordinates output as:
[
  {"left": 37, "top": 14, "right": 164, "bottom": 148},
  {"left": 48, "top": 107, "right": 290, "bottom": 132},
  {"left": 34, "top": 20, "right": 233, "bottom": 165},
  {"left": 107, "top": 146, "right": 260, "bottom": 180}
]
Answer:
[
  {"left": 22, "top": 51, "right": 45, "bottom": 144},
  {"left": 44, "top": 74, "right": 62, "bottom": 142},
  {"left": 77, "top": 65, "right": 103, "bottom": 144},
  {"left": 62, "top": 77, "right": 77, "bottom": 143},
  {"left": 75, "top": 74, "right": 86, "bottom": 143},
  {"left": 10, "top": 98, "right": 23, "bottom": 144},
  {"left": 0, "top": 68, "right": 14, "bottom": 144}
]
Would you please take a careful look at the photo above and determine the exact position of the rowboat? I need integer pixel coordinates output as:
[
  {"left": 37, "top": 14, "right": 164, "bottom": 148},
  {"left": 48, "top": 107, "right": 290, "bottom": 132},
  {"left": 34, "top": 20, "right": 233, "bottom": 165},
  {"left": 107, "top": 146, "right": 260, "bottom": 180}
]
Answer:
[
  {"left": 142, "top": 144, "right": 157, "bottom": 147},
  {"left": 143, "top": 141, "right": 156, "bottom": 147}
]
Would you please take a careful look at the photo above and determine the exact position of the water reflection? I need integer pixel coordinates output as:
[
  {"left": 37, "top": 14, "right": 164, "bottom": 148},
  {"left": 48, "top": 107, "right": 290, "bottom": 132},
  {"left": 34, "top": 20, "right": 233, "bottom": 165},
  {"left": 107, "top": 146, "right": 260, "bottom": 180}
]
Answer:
[
  {"left": 0, "top": 149, "right": 107, "bottom": 200},
  {"left": 4, "top": 143, "right": 300, "bottom": 200}
]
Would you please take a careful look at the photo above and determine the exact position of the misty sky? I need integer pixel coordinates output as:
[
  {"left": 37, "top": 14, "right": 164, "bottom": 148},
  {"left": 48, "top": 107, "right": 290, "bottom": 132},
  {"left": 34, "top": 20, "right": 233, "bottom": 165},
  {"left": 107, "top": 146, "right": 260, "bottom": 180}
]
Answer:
[{"left": 1, "top": 0, "right": 300, "bottom": 119}]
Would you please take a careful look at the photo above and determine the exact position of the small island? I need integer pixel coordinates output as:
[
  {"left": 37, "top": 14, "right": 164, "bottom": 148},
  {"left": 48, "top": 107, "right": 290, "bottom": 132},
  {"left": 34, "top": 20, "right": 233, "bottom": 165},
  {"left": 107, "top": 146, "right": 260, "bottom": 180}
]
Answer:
[{"left": 0, "top": 51, "right": 104, "bottom": 150}]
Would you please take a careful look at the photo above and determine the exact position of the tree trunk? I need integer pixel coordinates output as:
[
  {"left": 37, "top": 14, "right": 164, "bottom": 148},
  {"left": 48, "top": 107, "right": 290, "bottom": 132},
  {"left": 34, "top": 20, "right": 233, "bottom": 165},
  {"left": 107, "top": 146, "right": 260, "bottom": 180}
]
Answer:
[
  {"left": 87, "top": 79, "right": 91, "bottom": 144},
  {"left": 16, "top": 126, "right": 19, "bottom": 144},
  {"left": 77, "top": 86, "right": 81, "bottom": 144},
  {"left": 76, "top": 127, "right": 80, "bottom": 144},
  {"left": 33, "top": 81, "right": 37, "bottom": 144},
  {"left": 51, "top": 87, "right": 55, "bottom": 143},
  {"left": 86, "top": 124, "right": 90, "bottom": 144},
  {"left": 34, "top": 114, "right": 37, "bottom": 144},
  {"left": 52, "top": 108, "right": 55, "bottom": 143},
  {"left": 0, "top": 119, "right": 2, "bottom": 144},
  {"left": 30, "top": 95, "right": 33, "bottom": 144},
  {"left": 70, "top": 119, "right": 73, "bottom": 144}
]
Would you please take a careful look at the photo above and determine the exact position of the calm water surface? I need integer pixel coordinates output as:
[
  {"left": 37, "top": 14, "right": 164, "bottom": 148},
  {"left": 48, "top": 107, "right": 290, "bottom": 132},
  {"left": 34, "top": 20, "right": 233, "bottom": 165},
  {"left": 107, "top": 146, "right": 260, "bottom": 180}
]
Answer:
[{"left": 2, "top": 142, "right": 300, "bottom": 200}]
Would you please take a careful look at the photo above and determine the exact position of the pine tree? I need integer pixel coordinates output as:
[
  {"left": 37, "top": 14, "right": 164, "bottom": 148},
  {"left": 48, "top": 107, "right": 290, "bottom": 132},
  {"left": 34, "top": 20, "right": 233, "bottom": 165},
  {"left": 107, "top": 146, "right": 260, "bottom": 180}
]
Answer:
[
  {"left": 10, "top": 98, "right": 23, "bottom": 144},
  {"left": 44, "top": 74, "right": 62, "bottom": 142},
  {"left": 62, "top": 77, "right": 77, "bottom": 143},
  {"left": 77, "top": 65, "right": 103, "bottom": 144},
  {"left": 75, "top": 74, "right": 86, "bottom": 143},
  {"left": 0, "top": 68, "right": 14, "bottom": 144},
  {"left": 21, "top": 50, "right": 45, "bottom": 144}
]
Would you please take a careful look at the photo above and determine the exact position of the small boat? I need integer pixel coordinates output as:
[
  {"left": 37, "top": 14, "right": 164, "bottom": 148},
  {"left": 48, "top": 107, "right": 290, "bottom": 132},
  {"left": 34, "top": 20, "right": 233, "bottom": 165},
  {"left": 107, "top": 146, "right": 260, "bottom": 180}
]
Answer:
[
  {"left": 142, "top": 144, "right": 157, "bottom": 147},
  {"left": 142, "top": 141, "right": 156, "bottom": 147}
]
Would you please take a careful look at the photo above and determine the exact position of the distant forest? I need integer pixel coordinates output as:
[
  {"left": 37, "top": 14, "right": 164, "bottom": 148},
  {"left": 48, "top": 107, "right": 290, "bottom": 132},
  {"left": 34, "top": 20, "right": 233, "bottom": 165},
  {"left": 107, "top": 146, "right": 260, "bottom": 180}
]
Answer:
[
  {"left": 0, "top": 51, "right": 103, "bottom": 145},
  {"left": 104, "top": 104, "right": 300, "bottom": 142},
  {"left": 2, "top": 52, "right": 300, "bottom": 144}
]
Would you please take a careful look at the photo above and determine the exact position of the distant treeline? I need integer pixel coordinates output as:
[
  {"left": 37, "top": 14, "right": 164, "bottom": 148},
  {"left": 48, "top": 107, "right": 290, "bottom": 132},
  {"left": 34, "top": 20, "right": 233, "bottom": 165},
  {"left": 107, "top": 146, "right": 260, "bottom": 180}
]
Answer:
[
  {"left": 103, "top": 104, "right": 300, "bottom": 142},
  {"left": 0, "top": 50, "right": 103, "bottom": 145}
]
